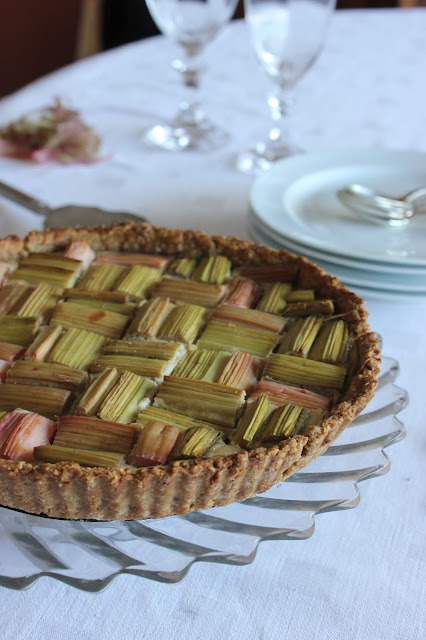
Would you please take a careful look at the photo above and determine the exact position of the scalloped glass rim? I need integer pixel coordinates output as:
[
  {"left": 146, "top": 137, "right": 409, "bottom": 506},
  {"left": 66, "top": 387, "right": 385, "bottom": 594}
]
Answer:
[{"left": 0, "top": 350, "right": 407, "bottom": 592}]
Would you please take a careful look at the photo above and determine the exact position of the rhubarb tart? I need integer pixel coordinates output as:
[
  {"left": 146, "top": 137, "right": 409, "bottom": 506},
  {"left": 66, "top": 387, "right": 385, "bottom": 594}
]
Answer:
[{"left": 0, "top": 223, "right": 379, "bottom": 520}]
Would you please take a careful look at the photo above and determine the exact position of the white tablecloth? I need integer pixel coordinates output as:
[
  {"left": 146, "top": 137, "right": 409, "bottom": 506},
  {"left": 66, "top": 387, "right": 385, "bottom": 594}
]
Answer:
[{"left": 0, "top": 9, "right": 425, "bottom": 640}]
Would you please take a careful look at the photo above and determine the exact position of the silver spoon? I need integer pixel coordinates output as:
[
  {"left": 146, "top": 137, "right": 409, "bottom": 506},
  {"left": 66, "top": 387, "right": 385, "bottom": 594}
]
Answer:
[
  {"left": 0, "top": 181, "right": 147, "bottom": 229},
  {"left": 337, "top": 183, "right": 426, "bottom": 226}
]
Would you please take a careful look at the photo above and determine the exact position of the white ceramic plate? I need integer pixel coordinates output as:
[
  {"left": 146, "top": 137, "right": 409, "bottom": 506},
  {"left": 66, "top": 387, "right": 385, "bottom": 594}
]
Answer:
[
  {"left": 249, "top": 207, "right": 426, "bottom": 277},
  {"left": 248, "top": 218, "right": 426, "bottom": 302},
  {"left": 249, "top": 214, "right": 426, "bottom": 292},
  {"left": 249, "top": 217, "right": 426, "bottom": 294},
  {"left": 250, "top": 149, "right": 426, "bottom": 267}
]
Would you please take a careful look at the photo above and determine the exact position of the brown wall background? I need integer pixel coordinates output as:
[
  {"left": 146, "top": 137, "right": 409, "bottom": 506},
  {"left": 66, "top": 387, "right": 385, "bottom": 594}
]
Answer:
[{"left": 0, "top": 1, "right": 82, "bottom": 98}]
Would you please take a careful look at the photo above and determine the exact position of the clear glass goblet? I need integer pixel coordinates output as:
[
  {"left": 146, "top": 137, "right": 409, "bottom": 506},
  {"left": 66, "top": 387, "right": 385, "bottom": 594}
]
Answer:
[
  {"left": 237, "top": 0, "right": 336, "bottom": 174},
  {"left": 143, "top": 0, "right": 238, "bottom": 151}
]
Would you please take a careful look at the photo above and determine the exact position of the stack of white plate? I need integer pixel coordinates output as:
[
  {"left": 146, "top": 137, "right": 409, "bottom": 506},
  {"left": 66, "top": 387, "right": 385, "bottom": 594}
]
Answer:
[{"left": 248, "top": 150, "right": 426, "bottom": 302}]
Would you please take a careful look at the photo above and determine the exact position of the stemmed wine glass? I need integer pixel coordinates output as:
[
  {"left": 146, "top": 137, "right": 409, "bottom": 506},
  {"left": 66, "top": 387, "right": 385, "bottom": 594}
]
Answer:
[
  {"left": 237, "top": 0, "right": 336, "bottom": 174},
  {"left": 144, "top": 0, "right": 239, "bottom": 151}
]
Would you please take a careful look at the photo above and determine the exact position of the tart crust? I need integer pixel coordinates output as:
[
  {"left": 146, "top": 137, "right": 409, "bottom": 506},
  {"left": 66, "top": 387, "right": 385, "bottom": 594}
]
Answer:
[{"left": 0, "top": 222, "right": 380, "bottom": 520}]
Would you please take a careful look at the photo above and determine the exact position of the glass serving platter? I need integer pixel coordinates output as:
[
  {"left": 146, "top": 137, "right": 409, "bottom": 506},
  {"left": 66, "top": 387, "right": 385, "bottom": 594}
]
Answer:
[{"left": 0, "top": 350, "right": 407, "bottom": 592}]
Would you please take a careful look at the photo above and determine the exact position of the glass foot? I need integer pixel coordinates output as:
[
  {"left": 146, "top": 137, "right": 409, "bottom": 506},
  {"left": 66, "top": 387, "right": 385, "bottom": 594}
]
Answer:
[
  {"left": 143, "top": 120, "right": 229, "bottom": 152},
  {"left": 236, "top": 141, "right": 303, "bottom": 175}
]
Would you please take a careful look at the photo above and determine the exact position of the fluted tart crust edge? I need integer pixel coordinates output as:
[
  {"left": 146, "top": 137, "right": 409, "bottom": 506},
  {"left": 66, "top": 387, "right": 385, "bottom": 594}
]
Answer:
[{"left": 0, "top": 222, "right": 380, "bottom": 520}]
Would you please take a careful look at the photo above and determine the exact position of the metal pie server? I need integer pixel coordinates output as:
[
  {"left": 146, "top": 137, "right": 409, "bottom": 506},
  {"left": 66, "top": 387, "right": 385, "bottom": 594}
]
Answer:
[{"left": 0, "top": 181, "right": 147, "bottom": 228}]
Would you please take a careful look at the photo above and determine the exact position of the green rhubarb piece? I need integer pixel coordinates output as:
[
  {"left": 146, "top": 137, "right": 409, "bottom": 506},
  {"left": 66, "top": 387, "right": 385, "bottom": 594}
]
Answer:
[
  {"left": 264, "top": 353, "right": 347, "bottom": 390},
  {"left": 197, "top": 321, "right": 277, "bottom": 357}
]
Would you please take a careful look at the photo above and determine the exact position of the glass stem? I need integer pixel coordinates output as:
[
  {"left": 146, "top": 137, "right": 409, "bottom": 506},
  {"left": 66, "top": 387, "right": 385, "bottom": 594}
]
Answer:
[
  {"left": 264, "top": 86, "right": 294, "bottom": 155},
  {"left": 172, "top": 46, "right": 206, "bottom": 128}
]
